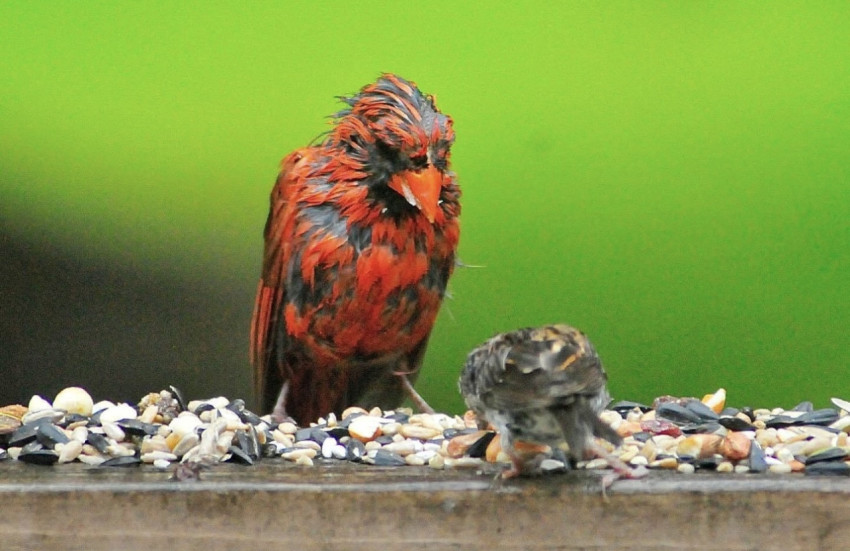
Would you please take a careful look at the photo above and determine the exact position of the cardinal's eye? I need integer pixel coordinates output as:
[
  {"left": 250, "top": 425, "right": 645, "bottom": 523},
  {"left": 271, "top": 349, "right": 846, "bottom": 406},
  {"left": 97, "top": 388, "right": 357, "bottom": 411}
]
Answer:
[
  {"left": 375, "top": 139, "right": 397, "bottom": 159},
  {"left": 409, "top": 154, "right": 427, "bottom": 169},
  {"left": 373, "top": 139, "right": 406, "bottom": 174}
]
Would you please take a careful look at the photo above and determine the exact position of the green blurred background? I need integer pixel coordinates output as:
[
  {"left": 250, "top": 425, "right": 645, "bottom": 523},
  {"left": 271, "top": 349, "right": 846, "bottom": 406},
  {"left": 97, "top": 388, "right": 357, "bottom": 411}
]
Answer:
[{"left": 2, "top": 3, "right": 848, "bottom": 413}]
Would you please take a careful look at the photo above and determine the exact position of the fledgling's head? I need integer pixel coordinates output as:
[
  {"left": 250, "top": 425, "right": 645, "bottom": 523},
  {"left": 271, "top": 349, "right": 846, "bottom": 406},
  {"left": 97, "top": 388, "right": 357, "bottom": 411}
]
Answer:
[{"left": 331, "top": 74, "right": 456, "bottom": 223}]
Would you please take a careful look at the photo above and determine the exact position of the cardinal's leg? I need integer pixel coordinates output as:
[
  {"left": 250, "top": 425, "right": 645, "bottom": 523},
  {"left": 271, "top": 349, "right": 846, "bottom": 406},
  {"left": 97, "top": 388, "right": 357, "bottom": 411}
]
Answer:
[
  {"left": 398, "top": 374, "right": 436, "bottom": 414},
  {"left": 271, "top": 382, "right": 297, "bottom": 424}
]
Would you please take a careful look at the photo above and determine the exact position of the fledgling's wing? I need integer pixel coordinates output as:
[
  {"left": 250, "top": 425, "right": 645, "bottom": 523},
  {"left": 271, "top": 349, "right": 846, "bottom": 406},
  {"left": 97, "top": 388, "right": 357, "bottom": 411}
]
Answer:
[
  {"left": 461, "top": 325, "right": 609, "bottom": 411},
  {"left": 504, "top": 325, "right": 607, "bottom": 403}
]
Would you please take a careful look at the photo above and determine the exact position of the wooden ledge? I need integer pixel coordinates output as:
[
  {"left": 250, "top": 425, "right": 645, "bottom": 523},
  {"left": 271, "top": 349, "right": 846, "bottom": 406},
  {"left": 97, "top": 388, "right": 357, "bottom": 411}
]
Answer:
[{"left": 2, "top": 461, "right": 849, "bottom": 550}]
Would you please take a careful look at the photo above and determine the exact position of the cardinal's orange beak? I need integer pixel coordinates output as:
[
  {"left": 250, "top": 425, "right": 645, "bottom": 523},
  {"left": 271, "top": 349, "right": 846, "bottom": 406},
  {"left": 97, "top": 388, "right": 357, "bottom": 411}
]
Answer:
[{"left": 388, "top": 166, "right": 442, "bottom": 223}]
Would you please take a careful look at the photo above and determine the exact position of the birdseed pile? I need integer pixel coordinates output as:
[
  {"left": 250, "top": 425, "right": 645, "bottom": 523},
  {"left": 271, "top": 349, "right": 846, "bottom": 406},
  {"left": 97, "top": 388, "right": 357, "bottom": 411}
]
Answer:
[{"left": 1, "top": 387, "right": 849, "bottom": 478}]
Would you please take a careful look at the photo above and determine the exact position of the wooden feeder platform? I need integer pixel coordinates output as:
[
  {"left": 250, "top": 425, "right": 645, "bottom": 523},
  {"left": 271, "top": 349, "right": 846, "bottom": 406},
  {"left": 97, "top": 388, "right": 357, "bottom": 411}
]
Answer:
[{"left": 1, "top": 460, "right": 849, "bottom": 550}]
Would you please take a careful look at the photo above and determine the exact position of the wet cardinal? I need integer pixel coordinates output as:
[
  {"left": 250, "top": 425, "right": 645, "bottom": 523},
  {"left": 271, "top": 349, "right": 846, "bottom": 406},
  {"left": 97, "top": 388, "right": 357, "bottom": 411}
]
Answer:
[{"left": 250, "top": 74, "right": 460, "bottom": 425}]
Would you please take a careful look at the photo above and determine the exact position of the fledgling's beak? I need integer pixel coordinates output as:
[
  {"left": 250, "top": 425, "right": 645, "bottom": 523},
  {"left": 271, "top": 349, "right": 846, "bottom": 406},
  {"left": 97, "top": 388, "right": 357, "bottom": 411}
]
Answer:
[{"left": 388, "top": 165, "right": 442, "bottom": 223}]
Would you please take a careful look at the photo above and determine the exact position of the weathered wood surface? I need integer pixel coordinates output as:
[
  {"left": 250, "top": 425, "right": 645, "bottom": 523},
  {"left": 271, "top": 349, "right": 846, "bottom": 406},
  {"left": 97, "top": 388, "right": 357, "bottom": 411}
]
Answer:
[{"left": 1, "top": 460, "right": 849, "bottom": 550}]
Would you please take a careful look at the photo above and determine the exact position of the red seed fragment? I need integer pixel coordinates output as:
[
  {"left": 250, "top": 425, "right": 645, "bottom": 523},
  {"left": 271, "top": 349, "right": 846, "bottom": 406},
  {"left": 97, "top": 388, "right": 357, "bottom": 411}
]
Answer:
[{"left": 640, "top": 419, "right": 683, "bottom": 437}]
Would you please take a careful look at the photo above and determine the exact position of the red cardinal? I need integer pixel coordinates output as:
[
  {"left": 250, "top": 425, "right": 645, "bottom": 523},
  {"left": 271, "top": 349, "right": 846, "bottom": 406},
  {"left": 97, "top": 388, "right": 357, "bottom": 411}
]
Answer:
[{"left": 250, "top": 74, "right": 460, "bottom": 425}]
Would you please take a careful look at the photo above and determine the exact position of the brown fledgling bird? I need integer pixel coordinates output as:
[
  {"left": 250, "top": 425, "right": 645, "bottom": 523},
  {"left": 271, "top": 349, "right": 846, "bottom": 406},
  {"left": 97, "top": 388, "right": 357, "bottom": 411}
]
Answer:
[
  {"left": 250, "top": 75, "right": 460, "bottom": 425},
  {"left": 459, "top": 324, "right": 646, "bottom": 480}
]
